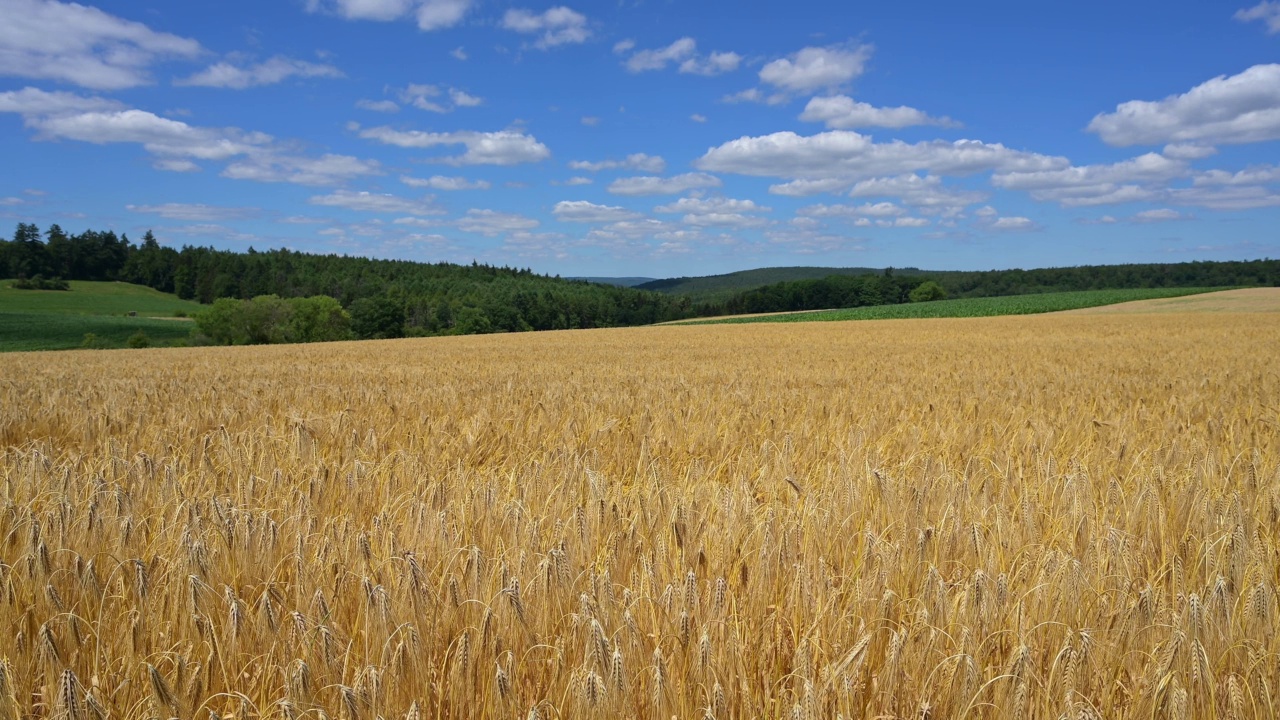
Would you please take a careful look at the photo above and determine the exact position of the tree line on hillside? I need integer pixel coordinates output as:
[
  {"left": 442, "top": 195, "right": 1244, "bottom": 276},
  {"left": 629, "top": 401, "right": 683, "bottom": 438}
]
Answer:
[
  {"left": 3, "top": 222, "right": 1277, "bottom": 345},
  {"left": 0, "top": 223, "right": 699, "bottom": 339},
  {"left": 705, "top": 261, "right": 1280, "bottom": 315}
]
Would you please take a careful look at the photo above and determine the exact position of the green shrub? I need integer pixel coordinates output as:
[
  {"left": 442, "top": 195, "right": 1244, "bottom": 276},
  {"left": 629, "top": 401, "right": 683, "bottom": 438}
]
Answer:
[{"left": 126, "top": 331, "right": 151, "bottom": 349}]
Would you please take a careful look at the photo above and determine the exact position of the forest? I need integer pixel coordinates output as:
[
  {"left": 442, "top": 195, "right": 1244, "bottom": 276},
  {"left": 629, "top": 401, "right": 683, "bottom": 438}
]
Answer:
[{"left": 2, "top": 222, "right": 1277, "bottom": 343}]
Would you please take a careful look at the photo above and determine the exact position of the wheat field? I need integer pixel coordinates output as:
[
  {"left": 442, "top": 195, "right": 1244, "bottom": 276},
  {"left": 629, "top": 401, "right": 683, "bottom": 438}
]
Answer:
[{"left": 1, "top": 312, "right": 1278, "bottom": 719}]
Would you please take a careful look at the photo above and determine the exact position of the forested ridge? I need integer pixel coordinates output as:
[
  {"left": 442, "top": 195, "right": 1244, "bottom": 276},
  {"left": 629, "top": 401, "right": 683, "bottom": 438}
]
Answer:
[{"left": 3, "top": 222, "right": 1277, "bottom": 344}]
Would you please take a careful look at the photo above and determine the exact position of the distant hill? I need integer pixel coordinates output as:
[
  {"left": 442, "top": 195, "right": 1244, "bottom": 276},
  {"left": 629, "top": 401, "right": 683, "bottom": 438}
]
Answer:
[
  {"left": 567, "top": 276, "right": 658, "bottom": 287},
  {"left": 636, "top": 266, "right": 926, "bottom": 303}
]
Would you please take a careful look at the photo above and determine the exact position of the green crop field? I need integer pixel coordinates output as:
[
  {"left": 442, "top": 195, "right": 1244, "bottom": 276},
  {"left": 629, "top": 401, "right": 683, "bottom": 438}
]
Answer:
[
  {"left": 0, "top": 280, "right": 204, "bottom": 351},
  {"left": 675, "top": 287, "right": 1228, "bottom": 325}
]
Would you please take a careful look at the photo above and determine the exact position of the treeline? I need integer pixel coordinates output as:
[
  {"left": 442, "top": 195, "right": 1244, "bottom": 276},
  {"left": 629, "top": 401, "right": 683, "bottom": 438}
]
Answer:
[
  {"left": 0, "top": 223, "right": 698, "bottom": 339},
  {"left": 714, "top": 271, "right": 933, "bottom": 315},
  {"left": 699, "top": 260, "right": 1280, "bottom": 316},
  {"left": 4, "top": 222, "right": 1278, "bottom": 344}
]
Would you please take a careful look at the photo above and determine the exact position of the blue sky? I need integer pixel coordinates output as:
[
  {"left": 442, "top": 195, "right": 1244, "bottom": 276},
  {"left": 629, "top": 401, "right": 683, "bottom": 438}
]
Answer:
[{"left": 1, "top": 0, "right": 1279, "bottom": 277}]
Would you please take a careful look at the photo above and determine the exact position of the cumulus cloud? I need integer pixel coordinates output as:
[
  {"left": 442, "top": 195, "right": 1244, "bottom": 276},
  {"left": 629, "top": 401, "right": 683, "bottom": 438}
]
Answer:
[
  {"left": 309, "top": 189, "right": 443, "bottom": 215},
  {"left": 696, "top": 130, "right": 1066, "bottom": 186},
  {"left": 222, "top": 154, "right": 382, "bottom": 185},
  {"left": 654, "top": 196, "right": 771, "bottom": 227},
  {"left": 456, "top": 209, "right": 540, "bottom": 235},
  {"left": 569, "top": 153, "right": 665, "bottom": 173},
  {"left": 759, "top": 44, "right": 872, "bottom": 94},
  {"left": 1087, "top": 64, "right": 1280, "bottom": 147},
  {"left": 0, "top": 0, "right": 202, "bottom": 89},
  {"left": 847, "top": 174, "right": 988, "bottom": 211},
  {"left": 1133, "top": 208, "right": 1185, "bottom": 222},
  {"left": 988, "top": 216, "right": 1036, "bottom": 231},
  {"left": 304, "top": 0, "right": 473, "bottom": 30},
  {"left": 621, "top": 37, "right": 741, "bottom": 75},
  {"left": 177, "top": 56, "right": 343, "bottom": 89},
  {"left": 607, "top": 172, "right": 722, "bottom": 196},
  {"left": 992, "top": 152, "right": 1187, "bottom": 206},
  {"left": 1235, "top": 2, "right": 1280, "bottom": 33},
  {"left": 552, "top": 200, "right": 641, "bottom": 222},
  {"left": 0, "top": 86, "right": 122, "bottom": 115},
  {"left": 798, "top": 201, "right": 906, "bottom": 218},
  {"left": 393, "top": 83, "right": 483, "bottom": 113},
  {"left": 799, "top": 95, "right": 957, "bottom": 129},
  {"left": 357, "top": 125, "right": 551, "bottom": 165},
  {"left": 400, "top": 174, "right": 491, "bottom": 190},
  {"left": 125, "top": 203, "right": 258, "bottom": 221},
  {"left": 502, "top": 6, "right": 590, "bottom": 49}
]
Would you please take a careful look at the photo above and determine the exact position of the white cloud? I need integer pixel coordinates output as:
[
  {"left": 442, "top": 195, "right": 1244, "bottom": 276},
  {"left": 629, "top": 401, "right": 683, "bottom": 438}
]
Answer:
[
  {"left": 126, "top": 203, "right": 258, "bottom": 221},
  {"left": 1162, "top": 143, "right": 1217, "bottom": 160},
  {"left": 848, "top": 174, "right": 988, "bottom": 210},
  {"left": 395, "top": 83, "right": 483, "bottom": 113},
  {"left": 569, "top": 153, "right": 665, "bottom": 173},
  {"left": 1235, "top": 2, "right": 1280, "bottom": 33},
  {"left": 992, "top": 152, "right": 1187, "bottom": 206},
  {"left": 451, "top": 46, "right": 467, "bottom": 60},
  {"left": 690, "top": 113, "right": 707, "bottom": 123},
  {"left": 400, "top": 174, "right": 491, "bottom": 190},
  {"left": 607, "top": 172, "right": 722, "bottom": 196},
  {"left": 653, "top": 196, "right": 770, "bottom": 214},
  {"left": 1192, "top": 165, "right": 1280, "bottom": 185},
  {"left": 800, "top": 95, "right": 957, "bottom": 129},
  {"left": 562, "top": 176, "right": 592, "bottom": 185},
  {"left": 456, "top": 209, "right": 540, "bottom": 235},
  {"left": 624, "top": 37, "right": 695, "bottom": 72},
  {"left": 768, "top": 177, "right": 852, "bottom": 197},
  {"left": 974, "top": 205, "right": 998, "bottom": 217},
  {"left": 309, "top": 189, "right": 442, "bottom": 215},
  {"left": 305, "top": 0, "right": 473, "bottom": 30},
  {"left": 356, "top": 99, "right": 400, "bottom": 113},
  {"left": 655, "top": 197, "right": 771, "bottom": 228},
  {"left": 450, "top": 88, "right": 482, "bottom": 107},
  {"left": 1088, "top": 64, "right": 1280, "bottom": 147},
  {"left": 581, "top": 116, "right": 600, "bottom": 126},
  {"left": 502, "top": 6, "right": 590, "bottom": 49},
  {"left": 621, "top": 37, "right": 740, "bottom": 76},
  {"left": 989, "top": 216, "right": 1036, "bottom": 231},
  {"left": 682, "top": 51, "right": 742, "bottom": 76},
  {"left": 0, "top": 87, "right": 122, "bottom": 115},
  {"left": 177, "top": 56, "right": 343, "bottom": 89},
  {"left": 612, "top": 39, "right": 635, "bottom": 54},
  {"left": 552, "top": 200, "right": 641, "bottom": 222},
  {"left": 798, "top": 201, "right": 906, "bottom": 218},
  {"left": 29, "top": 109, "right": 274, "bottom": 166},
  {"left": 0, "top": 0, "right": 202, "bottom": 89},
  {"left": 697, "top": 130, "right": 1066, "bottom": 185},
  {"left": 1133, "top": 208, "right": 1185, "bottom": 223},
  {"left": 222, "top": 154, "right": 382, "bottom": 185},
  {"left": 357, "top": 125, "right": 551, "bottom": 165},
  {"left": 759, "top": 44, "right": 872, "bottom": 94},
  {"left": 0, "top": 197, "right": 25, "bottom": 206},
  {"left": 1169, "top": 185, "right": 1280, "bottom": 210}
]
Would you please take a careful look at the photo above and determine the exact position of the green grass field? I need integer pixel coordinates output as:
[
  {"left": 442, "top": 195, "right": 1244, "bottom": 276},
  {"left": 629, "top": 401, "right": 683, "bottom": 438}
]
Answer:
[
  {"left": 674, "top": 287, "right": 1228, "bottom": 325},
  {"left": 1, "top": 280, "right": 205, "bottom": 351}
]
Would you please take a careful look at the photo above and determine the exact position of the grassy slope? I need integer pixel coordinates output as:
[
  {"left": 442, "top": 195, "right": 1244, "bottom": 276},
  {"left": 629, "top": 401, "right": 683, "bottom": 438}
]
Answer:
[
  {"left": 635, "top": 266, "right": 907, "bottom": 303},
  {"left": 1, "top": 280, "right": 204, "bottom": 351},
  {"left": 0, "top": 280, "right": 205, "bottom": 316},
  {"left": 674, "top": 287, "right": 1227, "bottom": 325}
]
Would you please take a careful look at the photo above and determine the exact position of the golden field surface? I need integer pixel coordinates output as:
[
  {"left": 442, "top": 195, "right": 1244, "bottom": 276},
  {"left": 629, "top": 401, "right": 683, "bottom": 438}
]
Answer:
[{"left": 2, "top": 312, "right": 1279, "bottom": 720}]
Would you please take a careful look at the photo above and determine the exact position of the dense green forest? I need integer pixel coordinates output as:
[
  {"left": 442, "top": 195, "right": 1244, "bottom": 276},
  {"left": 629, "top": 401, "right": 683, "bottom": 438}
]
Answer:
[
  {"left": 2, "top": 222, "right": 1277, "bottom": 345},
  {"left": 0, "top": 223, "right": 698, "bottom": 338}
]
